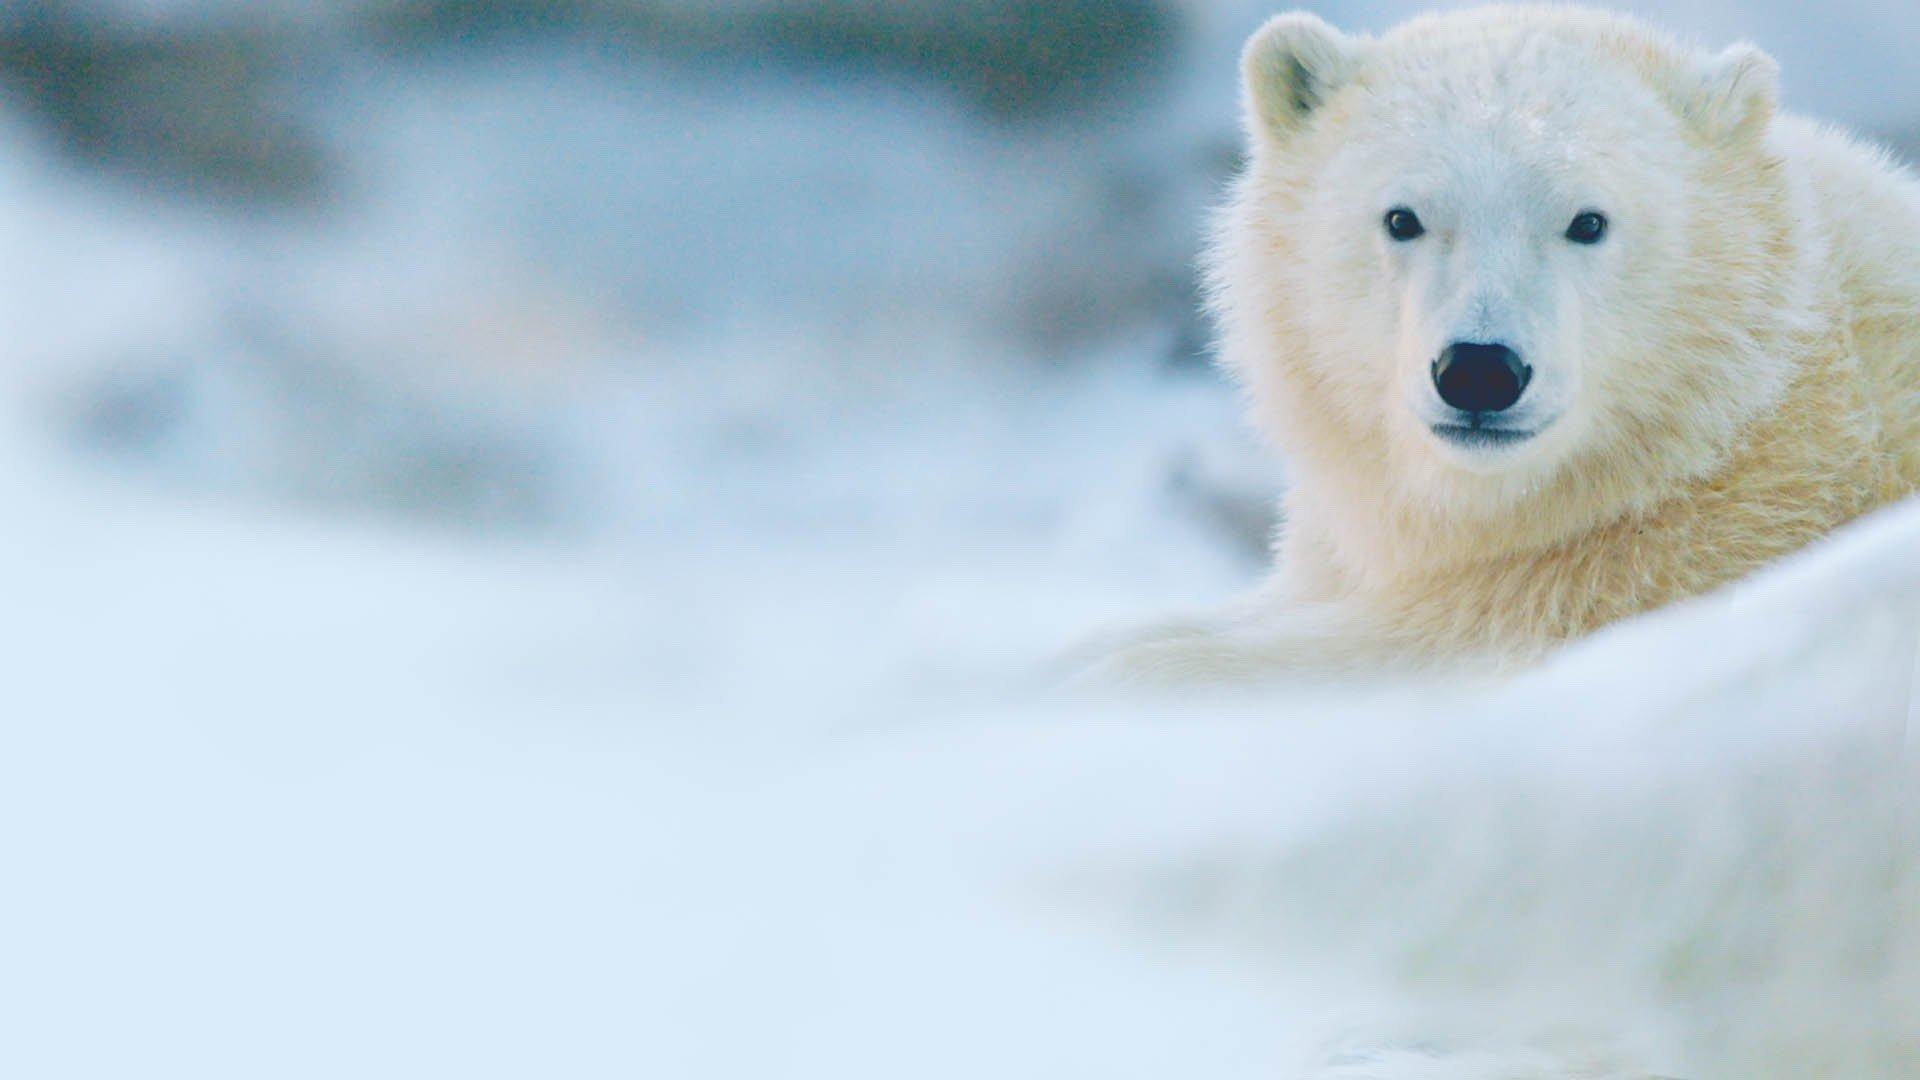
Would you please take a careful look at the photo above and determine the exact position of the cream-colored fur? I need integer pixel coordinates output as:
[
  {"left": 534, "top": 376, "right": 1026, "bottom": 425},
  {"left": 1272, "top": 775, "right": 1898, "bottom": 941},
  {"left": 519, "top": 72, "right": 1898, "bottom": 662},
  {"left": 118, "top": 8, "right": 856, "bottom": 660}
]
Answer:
[{"left": 1101, "top": 6, "right": 1920, "bottom": 683}]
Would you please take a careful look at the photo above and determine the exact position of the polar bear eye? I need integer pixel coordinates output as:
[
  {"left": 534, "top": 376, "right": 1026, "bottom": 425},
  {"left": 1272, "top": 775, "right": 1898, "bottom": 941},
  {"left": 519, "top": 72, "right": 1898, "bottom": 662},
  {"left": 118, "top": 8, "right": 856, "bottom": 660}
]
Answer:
[
  {"left": 1384, "top": 207, "right": 1425, "bottom": 241},
  {"left": 1566, "top": 211, "right": 1608, "bottom": 244}
]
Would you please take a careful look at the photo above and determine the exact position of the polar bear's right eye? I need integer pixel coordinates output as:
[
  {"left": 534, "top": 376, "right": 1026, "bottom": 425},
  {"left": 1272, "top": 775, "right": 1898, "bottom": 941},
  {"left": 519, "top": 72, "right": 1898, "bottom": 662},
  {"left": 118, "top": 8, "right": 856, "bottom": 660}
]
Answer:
[{"left": 1384, "top": 207, "right": 1425, "bottom": 241}]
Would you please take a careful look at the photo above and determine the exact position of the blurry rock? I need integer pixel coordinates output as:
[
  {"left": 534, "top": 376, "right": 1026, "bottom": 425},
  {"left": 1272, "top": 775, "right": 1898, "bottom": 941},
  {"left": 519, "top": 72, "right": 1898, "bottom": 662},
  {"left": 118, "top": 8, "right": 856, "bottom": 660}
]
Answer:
[
  {"left": 64, "top": 319, "right": 567, "bottom": 531},
  {"left": 0, "top": 7, "right": 329, "bottom": 201},
  {"left": 1164, "top": 422, "right": 1280, "bottom": 567},
  {"left": 369, "top": 0, "right": 1179, "bottom": 121},
  {"left": 69, "top": 357, "right": 196, "bottom": 457},
  {"left": 366, "top": 0, "right": 604, "bottom": 45},
  {"left": 1885, "top": 125, "right": 1919, "bottom": 169},
  {"left": 736, "top": 0, "right": 1178, "bottom": 119}
]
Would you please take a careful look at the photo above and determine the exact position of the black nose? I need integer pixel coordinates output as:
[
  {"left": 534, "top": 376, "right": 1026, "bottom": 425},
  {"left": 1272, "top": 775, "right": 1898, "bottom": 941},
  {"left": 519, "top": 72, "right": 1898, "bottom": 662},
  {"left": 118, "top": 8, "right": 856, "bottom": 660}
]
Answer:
[{"left": 1432, "top": 342, "right": 1531, "bottom": 414}]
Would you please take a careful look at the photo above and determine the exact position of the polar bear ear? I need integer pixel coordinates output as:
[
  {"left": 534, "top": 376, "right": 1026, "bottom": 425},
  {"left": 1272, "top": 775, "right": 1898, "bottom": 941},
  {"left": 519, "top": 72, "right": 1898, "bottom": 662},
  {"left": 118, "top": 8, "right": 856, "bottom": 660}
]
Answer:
[
  {"left": 1241, "top": 12, "right": 1367, "bottom": 140},
  {"left": 1679, "top": 43, "right": 1779, "bottom": 142}
]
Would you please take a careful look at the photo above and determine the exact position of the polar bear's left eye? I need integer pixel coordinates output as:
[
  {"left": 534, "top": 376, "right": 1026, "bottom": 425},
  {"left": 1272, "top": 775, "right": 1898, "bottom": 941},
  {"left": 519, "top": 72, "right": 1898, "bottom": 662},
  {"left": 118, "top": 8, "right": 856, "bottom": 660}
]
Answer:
[
  {"left": 1565, "top": 211, "right": 1609, "bottom": 244},
  {"left": 1384, "top": 208, "right": 1425, "bottom": 241}
]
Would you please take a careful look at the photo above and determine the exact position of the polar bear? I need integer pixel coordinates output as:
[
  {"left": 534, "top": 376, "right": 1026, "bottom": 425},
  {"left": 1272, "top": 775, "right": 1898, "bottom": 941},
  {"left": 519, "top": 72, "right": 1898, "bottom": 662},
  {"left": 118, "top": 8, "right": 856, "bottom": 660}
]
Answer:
[{"left": 1101, "top": 5, "right": 1920, "bottom": 682}]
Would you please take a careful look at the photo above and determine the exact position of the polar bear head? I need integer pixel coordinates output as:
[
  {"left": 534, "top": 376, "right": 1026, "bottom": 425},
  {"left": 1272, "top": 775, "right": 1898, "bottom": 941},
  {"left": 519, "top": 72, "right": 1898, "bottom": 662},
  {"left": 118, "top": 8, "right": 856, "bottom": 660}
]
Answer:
[{"left": 1212, "top": 7, "right": 1809, "bottom": 541}]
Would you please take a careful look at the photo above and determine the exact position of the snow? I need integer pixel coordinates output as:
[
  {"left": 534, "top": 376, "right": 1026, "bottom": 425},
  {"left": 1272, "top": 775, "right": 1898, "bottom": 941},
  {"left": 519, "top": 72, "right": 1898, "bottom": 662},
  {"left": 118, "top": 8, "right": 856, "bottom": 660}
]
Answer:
[{"left": 2, "top": 365, "right": 1914, "bottom": 1075}]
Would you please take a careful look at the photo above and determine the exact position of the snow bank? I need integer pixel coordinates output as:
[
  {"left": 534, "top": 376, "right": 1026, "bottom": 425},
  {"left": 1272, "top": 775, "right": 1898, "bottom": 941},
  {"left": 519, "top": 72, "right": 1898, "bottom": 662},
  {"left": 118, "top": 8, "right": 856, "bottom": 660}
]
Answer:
[
  {"left": 2, "top": 402, "right": 1912, "bottom": 1077},
  {"left": 702, "top": 495, "right": 1920, "bottom": 1079}
]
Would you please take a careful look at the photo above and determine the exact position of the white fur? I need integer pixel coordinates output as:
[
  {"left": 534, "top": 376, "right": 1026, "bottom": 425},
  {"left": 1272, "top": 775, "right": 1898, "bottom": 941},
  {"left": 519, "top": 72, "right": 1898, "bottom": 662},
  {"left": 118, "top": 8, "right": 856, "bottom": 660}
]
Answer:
[{"left": 1092, "top": 5, "right": 1920, "bottom": 684}]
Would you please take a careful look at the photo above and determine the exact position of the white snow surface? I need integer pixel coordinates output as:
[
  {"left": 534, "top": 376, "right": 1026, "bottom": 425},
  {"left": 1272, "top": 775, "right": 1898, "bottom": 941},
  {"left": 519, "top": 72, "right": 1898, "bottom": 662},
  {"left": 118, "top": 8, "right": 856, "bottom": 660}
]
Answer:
[{"left": 2, "top": 371, "right": 1916, "bottom": 1077}]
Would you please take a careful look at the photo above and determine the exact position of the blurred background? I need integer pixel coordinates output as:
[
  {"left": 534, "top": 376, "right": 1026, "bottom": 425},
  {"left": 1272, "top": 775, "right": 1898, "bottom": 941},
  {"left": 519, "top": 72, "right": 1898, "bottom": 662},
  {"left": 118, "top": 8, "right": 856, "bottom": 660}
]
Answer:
[{"left": 0, "top": 2, "right": 1912, "bottom": 1077}]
